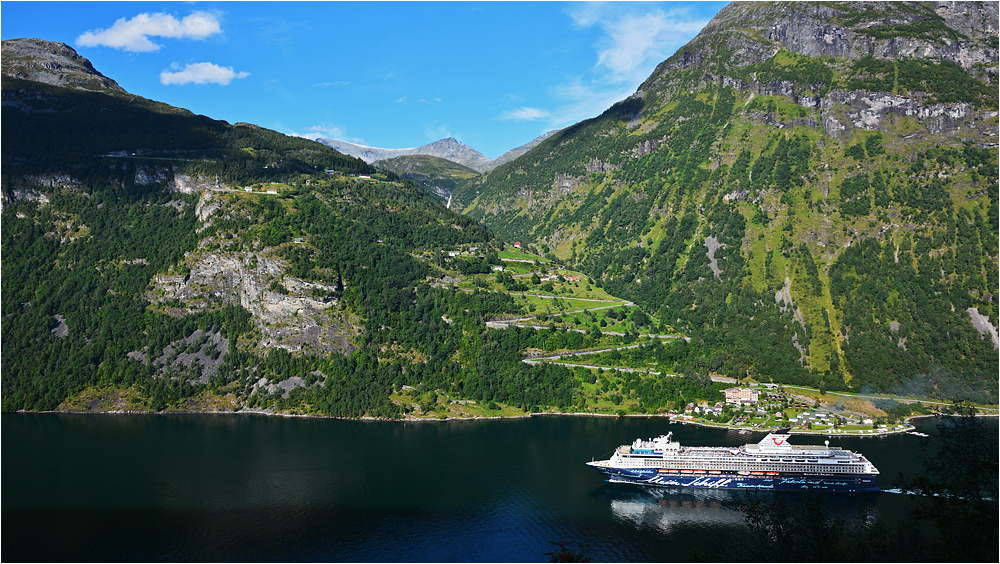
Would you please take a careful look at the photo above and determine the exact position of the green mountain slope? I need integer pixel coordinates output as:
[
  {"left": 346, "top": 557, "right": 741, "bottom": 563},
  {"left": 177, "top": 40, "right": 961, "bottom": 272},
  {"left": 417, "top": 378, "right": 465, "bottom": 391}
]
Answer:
[
  {"left": 1, "top": 40, "right": 498, "bottom": 414},
  {"left": 457, "top": 2, "right": 999, "bottom": 401},
  {"left": 7, "top": 39, "right": 700, "bottom": 420},
  {"left": 374, "top": 154, "right": 481, "bottom": 203}
]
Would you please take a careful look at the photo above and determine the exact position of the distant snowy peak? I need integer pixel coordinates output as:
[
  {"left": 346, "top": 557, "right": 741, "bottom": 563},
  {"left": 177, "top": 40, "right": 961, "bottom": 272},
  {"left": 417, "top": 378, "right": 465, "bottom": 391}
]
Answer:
[
  {"left": 317, "top": 139, "right": 410, "bottom": 166},
  {"left": 319, "top": 131, "right": 559, "bottom": 173},
  {"left": 319, "top": 137, "right": 491, "bottom": 172}
]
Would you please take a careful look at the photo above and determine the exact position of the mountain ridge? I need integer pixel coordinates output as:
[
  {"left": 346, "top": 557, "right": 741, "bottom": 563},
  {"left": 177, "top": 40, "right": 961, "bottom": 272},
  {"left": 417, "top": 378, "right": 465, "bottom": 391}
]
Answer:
[
  {"left": 1, "top": 37, "right": 125, "bottom": 93},
  {"left": 320, "top": 130, "right": 558, "bottom": 173}
]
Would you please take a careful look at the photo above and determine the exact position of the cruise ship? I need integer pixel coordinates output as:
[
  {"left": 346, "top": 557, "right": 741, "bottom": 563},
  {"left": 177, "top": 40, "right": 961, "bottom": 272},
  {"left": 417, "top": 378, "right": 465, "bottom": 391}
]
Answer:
[{"left": 587, "top": 432, "right": 880, "bottom": 492}]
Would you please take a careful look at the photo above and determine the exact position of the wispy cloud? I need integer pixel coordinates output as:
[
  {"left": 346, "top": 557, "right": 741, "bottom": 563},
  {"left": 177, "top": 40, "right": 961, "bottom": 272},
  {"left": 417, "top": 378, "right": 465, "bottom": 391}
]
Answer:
[
  {"left": 592, "top": 10, "right": 706, "bottom": 83},
  {"left": 317, "top": 80, "right": 351, "bottom": 87},
  {"left": 160, "top": 62, "right": 250, "bottom": 85},
  {"left": 569, "top": 2, "right": 709, "bottom": 85},
  {"left": 77, "top": 11, "right": 222, "bottom": 52},
  {"left": 525, "top": 2, "right": 710, "bottom": 130},
  {"left": 499, "top": 107, "right": 551, "bottom": 121},
  {"left": 396, "top": 95, "right": 408, "bottom": 104},
  {"left": 419, "top": 97, "right": 442, "bottom": 104}
]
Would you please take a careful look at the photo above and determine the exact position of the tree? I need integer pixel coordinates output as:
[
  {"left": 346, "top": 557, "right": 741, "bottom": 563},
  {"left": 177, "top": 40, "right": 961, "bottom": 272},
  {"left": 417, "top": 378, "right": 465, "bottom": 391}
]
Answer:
[
  {"left": 896, "top": 405, "right": 998, "bottom": 562},
  {"left": 724, "top": 407, "right": 998, "bottom": 562}
]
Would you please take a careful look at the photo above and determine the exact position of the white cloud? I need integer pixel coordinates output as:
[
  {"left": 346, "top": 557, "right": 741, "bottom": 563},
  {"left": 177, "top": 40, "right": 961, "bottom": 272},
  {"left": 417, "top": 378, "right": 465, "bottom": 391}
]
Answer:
[
  {"left": 594, "top": 10, "right": 706, "bottom": 83},
  {"left": 570, "top": 3, "right": 708, "bottom": 84},
  {"left": 160, "top": 62, "right": 250, "bottom": 86},
  {"left": 533, "top": 3, "right": 710, "bottom": 130},
  {"left": 77, "top": 11, "right": 222, "bottom": 52},
  {"left": 418, "top": 97, "right": 442, "bottom": 104},
  {"left": 499, "top": 107, "right": 551, "bottom": 121},
  {"left": 396, "top": 95, "right": 408, "bottom": 104}
]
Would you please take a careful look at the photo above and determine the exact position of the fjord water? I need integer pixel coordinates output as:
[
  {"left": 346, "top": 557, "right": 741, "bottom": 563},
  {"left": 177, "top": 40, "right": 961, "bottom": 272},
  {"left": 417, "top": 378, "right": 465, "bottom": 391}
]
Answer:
[{"left": 1, "top": 413, "right": 970, "bottom": 562}]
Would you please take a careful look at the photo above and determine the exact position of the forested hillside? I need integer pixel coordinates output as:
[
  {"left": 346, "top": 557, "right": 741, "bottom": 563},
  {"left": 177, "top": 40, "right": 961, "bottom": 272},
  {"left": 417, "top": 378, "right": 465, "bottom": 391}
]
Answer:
[
  {"left": 457, "top": 1, "right": 999, "bottom": 402},
  {"left": 374, "top": 154, "right": 481, "bottom": 203},
  {"left": 4, "top": 39, "right": 714, "bottom": 418},
  {"left": 1, "top": 39, "right": 496, "bottom": 414}
]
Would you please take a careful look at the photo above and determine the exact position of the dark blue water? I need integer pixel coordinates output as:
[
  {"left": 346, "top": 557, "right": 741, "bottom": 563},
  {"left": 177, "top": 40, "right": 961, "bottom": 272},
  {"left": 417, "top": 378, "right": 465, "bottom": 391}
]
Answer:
[{"left": 2, "top": 413, "right": 979, "bottom": 562}]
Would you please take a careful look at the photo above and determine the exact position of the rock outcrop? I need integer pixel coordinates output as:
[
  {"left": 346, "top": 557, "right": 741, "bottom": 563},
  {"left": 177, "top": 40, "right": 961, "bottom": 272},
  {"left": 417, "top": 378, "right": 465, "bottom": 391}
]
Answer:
[
  {"left": 150, "top": 245, "right": 359, "bottom": 356},
  {"left": 1, "top": 37, "right": 125, "bottom": 92}
]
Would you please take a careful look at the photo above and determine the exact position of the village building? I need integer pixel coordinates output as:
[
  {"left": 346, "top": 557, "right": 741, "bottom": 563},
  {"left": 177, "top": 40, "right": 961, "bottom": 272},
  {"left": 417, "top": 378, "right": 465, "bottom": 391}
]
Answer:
[{"left": 724, "top": 387, "right": 759, "bottom": 405}]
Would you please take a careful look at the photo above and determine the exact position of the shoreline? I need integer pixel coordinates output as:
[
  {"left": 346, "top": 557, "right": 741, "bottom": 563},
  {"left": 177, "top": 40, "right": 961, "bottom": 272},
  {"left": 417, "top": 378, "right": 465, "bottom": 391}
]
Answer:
[{"left": 21, "top": 406, "right": 997, "bottom": 436}]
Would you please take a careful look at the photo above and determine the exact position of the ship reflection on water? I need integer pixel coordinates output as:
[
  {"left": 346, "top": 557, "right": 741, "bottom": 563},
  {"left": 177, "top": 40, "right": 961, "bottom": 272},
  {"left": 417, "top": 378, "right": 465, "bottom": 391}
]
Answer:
[
  {"left": 592, "top": 481, "right": 886, "bottom": 536},
  {"left": 593, "top": 484, "right": 745, "bottom": 533}
]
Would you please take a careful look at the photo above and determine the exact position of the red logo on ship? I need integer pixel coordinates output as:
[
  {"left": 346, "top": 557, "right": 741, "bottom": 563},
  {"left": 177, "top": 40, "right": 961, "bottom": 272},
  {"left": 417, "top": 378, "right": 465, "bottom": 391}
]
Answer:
[{"left": 772, "top": 437, "right": 786, "bottom": 446}]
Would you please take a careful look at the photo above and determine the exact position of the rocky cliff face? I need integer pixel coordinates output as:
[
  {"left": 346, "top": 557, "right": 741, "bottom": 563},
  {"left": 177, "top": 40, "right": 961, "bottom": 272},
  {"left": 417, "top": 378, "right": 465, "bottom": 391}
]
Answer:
[
  {"left": 654, "top": 1, "right": 998, "bottom": 76},
  {"left": 634, "top": 1, "right": 999, "bottom": 140},
  {"left": 149, "top": 193, "right": 360, "bottom": 356},
  {"left": 1, "top": 38, "right": 125, "bottom": 92}
]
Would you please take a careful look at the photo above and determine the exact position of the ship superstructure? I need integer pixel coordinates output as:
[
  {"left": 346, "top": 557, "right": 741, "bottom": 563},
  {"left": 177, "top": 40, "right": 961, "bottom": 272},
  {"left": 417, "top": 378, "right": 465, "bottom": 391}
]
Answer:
[{"left": 587, "top": 432, "right": 879, "bottom": 492}]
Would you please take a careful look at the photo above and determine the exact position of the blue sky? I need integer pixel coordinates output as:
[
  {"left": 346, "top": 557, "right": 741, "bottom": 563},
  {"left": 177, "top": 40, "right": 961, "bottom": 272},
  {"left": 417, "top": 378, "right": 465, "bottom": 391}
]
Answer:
[{"left": 2, "top": 1, "right": 727, "bottom": 158}]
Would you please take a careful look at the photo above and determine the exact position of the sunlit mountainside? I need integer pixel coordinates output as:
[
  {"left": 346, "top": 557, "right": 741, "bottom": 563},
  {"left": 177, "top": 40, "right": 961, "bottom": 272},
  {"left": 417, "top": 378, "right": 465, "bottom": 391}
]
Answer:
[{"left": 455, "top": 1, "right": 999, "bottom": 402}]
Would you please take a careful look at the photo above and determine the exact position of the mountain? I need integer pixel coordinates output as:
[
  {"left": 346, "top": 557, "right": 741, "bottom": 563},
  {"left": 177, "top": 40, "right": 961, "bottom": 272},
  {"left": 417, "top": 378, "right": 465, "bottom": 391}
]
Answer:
[
  {"left": 320, "top": 137, "right": 494, "bottom": 172},
  {"left": 1, "top": 37, "right": 125, "bottom": 93},
  {"left": 491, "top": 130, "right": 560, "bottom": 168},
  {"left": 2, "top": 39, "right": 375, "bottom": 182},
  {"left": 1, "top": 39, "right": 509, "bottom": 416},
  {"left": 457, "top": 2, "right": 999, "bottom": 401},
  {"left": 320, "top": 131, "right": 559, "bottom": 174},
  {"left": 372, "top": 154, "right": 481, "bottom": 205}
]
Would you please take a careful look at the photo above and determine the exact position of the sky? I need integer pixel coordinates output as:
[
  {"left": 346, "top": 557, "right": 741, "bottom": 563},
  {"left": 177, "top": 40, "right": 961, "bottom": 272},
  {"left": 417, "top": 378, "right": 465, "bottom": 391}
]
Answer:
[{"left": 2, "top": 1, "right": 728, "bottom": 159}]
